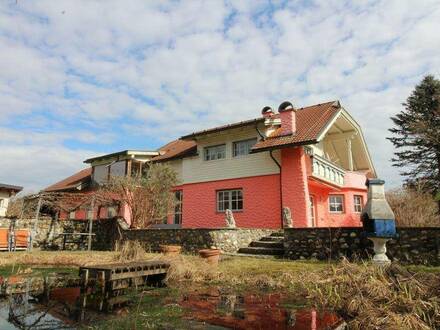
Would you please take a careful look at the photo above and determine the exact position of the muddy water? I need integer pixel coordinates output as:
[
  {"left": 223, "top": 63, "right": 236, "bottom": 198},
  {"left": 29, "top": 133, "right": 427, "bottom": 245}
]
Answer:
[{"left": 0, "top": 280, "right": 343, "bottom": 329}]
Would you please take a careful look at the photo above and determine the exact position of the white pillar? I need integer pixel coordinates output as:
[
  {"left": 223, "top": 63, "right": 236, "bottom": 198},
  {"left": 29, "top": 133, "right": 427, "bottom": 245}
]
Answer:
[{"left": 347, "top": 139, "right": 353, "bottom": 171}]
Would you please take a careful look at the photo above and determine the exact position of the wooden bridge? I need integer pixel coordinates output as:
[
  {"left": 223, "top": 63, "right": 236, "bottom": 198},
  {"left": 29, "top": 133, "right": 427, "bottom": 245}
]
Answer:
[{"left": 79, "top": 260, "right": 170, "bottom": 314}]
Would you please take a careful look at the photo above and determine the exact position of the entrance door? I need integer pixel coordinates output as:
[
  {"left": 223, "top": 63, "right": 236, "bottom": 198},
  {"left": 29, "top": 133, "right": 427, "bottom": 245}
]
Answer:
[
  {"left": 309, "top": 196, "right": 316, "bottom": 227},
  {"left": 174, "top": 190, "right": 183, "bottom": 225}
]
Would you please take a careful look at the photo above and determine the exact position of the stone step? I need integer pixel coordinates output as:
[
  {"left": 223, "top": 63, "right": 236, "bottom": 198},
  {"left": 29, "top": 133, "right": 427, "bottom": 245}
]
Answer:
[
  {"left": 250, "top": 241, "right": 284, "bottom": 249},
  {"left": 260, "top": 236, "right": 283, "bottom": 242},
  {"left": 270, "top": 232, "right": 285, "bottom": 238},
  {"left": 237, "top": 247, "right": 285, "bottom": 256}
]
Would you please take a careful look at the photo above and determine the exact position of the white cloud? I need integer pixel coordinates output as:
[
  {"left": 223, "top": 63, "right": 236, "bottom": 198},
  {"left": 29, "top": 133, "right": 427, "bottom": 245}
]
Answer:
[{"left": 1, "top": 0, "right": 440, "bottom": 190}]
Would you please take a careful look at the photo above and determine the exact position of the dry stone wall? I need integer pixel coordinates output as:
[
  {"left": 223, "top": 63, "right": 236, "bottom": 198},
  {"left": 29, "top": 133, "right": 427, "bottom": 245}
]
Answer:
[
  {"left": 121, "top": 228, "right": 277, "bottom": 253},
  {"left": 0, "top": 216, "right": 116, "bottom": 251},
  {"left": 284, "top": 227, "right": 440, "bottom": 265}
]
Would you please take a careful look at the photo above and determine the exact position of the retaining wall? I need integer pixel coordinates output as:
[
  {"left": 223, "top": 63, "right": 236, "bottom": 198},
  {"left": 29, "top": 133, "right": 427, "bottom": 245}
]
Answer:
[
  {"left": 284, "top": 227, "right": 440, "bottom": 265},
  {"left": 0, "top": 216, "right": 116, "bottom": 251},
  {"left": 121, "top": 228, "right": 277, "bottom": 253}
]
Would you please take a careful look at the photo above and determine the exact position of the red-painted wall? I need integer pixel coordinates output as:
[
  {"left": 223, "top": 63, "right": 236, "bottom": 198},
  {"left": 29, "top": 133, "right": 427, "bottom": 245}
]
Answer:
[
  {"left": 176, "top": 174, "right": 281, "bottom": 228},
  {"left": 281, "top": 147, "right": 310, "bottom": 227},
  {"left": 308, "top": 183, "right": 366, "bottom": 227}
]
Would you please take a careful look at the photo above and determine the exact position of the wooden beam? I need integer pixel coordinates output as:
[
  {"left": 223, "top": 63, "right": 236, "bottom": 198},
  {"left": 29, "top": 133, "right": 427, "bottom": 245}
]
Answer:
[{"left": 326, "top": 130, "right": 357, "bottom": 141}]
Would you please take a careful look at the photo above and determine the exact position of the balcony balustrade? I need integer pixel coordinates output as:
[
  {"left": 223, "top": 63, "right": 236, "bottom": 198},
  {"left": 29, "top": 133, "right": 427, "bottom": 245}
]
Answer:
[{"left": 311, "top": 154, "right": 345, "bottom": 186}]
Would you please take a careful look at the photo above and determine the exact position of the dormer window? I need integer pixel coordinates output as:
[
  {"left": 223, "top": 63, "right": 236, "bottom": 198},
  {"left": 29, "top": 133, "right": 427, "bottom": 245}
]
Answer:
[
  {"left": 204, "top": 144, "right": 226, "bottom": 161},
  {"left": 233, "top": 138, "right": 257, "bottom": 157}
]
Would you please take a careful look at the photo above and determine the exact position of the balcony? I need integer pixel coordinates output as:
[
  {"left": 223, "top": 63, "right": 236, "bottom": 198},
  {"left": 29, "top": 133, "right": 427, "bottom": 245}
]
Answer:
[{"left": 311, "top": 154, "right": 345, "bottom": 187}]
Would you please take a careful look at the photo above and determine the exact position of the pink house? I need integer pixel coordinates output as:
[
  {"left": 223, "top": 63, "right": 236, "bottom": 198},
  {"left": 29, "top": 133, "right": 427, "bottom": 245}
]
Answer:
[{"left": 46, "top": 100, "right": 376, "bottom": 229}]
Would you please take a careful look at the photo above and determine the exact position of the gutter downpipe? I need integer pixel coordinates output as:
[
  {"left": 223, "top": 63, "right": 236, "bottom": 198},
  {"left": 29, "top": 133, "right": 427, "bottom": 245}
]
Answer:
[{"left": 255, "top": 125, "right": 283, "bottom": 227}]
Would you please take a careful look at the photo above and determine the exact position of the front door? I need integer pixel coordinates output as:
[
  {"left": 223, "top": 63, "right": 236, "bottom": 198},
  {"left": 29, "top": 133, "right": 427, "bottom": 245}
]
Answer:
[{"left": 309, "top": 196, "right": 316, "bottom": 227}]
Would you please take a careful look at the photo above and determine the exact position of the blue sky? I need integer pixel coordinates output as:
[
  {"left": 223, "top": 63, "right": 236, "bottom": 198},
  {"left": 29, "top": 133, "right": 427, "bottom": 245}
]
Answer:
[{"left": 1, "top": 0, "right": 440, "bottom": 192}]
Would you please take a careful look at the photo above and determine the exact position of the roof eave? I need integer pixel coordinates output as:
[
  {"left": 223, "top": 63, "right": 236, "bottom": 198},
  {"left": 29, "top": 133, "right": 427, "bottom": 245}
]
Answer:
[{"left": 250, "top": 139, "right": 319, "bottom": 154}]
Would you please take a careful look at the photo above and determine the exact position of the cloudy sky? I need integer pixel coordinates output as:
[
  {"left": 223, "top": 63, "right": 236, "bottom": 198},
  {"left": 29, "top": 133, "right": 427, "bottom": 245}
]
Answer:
[{"left": 1, "top": 0, "right": 440, "bottom": 192}]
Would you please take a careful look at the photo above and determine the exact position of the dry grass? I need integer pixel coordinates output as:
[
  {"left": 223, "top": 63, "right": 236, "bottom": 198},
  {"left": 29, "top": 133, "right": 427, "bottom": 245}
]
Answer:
[
  {"left": 387, "top": 187, "right": 440, "bottom": 227},
  {"left": 1, "top": 249, "right": 439, "bottom": 329},
  {"left": 305, "top": 259, "right": 440, "bottom": 329}
]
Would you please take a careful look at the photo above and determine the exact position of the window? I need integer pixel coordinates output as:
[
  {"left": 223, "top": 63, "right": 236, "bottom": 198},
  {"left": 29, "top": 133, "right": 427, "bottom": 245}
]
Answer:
[
  {"left": 0, "top": 199, "right": 4, "bottom": 208},
  {"left": 217, "top": 189, "right": 243, "bottom": 212},
  {"left": 204, "top": 144, "right": 226, "bottom": 161},
  {"left": 69, "top": 211, "right": 76, "bottom": 219},
  {"left": 131, "top": 161, "right": 142, "bottom": 177},
  {"left": 87, "top": 209, "right": 94, "bottom": 219},
  {"left": 329, "top": 195, "right": 344, "bottom": 213},
  {"left": 354, "top": 195, "right": 363, "bottom": 213},
  {"left": 174, "top": 190, "right": 183, "bottom": 224},
  {"left": 233, "top": 138, "right": 257, "bottom": 157}
]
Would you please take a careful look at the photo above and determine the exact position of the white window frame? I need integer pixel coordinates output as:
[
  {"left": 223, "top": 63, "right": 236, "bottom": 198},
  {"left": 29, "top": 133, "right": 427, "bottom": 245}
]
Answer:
[
  {"left": 69, "top": 211, "right": 76, "bottom": 219},
  {"left": 353, "top": 195, "right": 363, "bottom": 213},
  {"left": 329, "top": 195, "right": 344, "bottom": 213},
  {"left": 204, "top": 144, "right": 226, "bottom": 161},
  {"left": 232, "top": 138, "right": 257, "bottom": 157},
  {"left": 217, "top": 189, "right": 243, "bottom": 212}
]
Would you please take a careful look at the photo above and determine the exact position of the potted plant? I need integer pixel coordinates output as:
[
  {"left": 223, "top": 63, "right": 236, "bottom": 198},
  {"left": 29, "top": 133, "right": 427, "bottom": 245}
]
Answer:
[
  {"left": 159, "top": 244, "right": 182, "bottom": 256},
  {"left": 199, "top": 248, "right": 221, "bottom": 265}
]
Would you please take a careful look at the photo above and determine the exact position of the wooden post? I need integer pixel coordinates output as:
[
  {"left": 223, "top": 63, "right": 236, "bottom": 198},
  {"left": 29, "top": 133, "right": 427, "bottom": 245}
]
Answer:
[
  {"left": 87, "top": 197, "right": 95, "bottom": 251},
  {"left": 30, "top": 196, "right": 43, "bottom": 252}
]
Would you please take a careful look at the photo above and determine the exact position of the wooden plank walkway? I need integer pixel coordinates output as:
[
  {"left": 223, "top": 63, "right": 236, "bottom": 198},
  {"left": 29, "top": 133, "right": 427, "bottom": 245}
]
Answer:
[{"left": 78, "top": 260, "right": 170, "bottom": 316}]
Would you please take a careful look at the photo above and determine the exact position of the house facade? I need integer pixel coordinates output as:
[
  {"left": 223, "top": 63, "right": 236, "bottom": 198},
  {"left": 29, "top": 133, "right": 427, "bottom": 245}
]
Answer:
[
  {"left": 46, "top": 100, "right": 375, "bottom": 229},
  {"left": 0, "top": 183, "right": 23, "bottom": 217}
]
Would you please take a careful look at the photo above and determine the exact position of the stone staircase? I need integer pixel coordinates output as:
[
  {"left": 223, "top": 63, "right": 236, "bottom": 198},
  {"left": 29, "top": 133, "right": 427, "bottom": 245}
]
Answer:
[{"left": 237, "top": 231, "right": 285, "bottom": 257}]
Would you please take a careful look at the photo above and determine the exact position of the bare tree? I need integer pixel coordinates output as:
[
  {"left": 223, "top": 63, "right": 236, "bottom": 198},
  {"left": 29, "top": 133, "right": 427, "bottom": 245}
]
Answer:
[{"left": 99, "top": 162, "right": 178, "bottom": 228}]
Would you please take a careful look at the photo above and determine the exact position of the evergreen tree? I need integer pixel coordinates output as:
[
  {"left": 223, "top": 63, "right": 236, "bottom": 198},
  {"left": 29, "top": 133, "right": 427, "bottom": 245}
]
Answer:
[{"left": 388, "top": 75, "right": 440, "bottom": 212}]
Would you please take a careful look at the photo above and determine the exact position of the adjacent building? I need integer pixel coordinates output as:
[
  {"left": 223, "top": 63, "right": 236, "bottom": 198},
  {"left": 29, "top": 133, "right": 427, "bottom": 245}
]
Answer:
[
  {"left": 0, "top": 183, "right": 23, "bottom": 217},
  {"left": 46, "top": 100, "right": 375, "bottom": 228}
]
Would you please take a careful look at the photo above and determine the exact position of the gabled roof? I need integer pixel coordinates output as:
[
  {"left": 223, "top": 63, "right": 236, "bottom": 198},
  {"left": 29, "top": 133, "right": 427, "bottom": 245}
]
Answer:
[
  {"left": 0, "top": 183, "right": 23, "bottom": 192},
  {"left": 153, "top": 139, "right": 197, "bottom": 162},
  {"left": 44, "top": 168, "right": 92, "bottom": 192},
  {"left": 251, "top": 101, "right": 341, "bottom": 152}
]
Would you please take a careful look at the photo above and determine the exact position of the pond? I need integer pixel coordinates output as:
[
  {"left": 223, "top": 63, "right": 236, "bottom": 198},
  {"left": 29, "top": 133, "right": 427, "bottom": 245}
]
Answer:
[{"left": 0, "top": 275, "right": 345, "bottom": 329}]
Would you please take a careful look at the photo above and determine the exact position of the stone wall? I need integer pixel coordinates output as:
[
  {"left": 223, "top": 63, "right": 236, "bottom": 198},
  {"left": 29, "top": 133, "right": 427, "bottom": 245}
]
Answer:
[
  {"left": 284, "top": 227, "right": 440, "bottom": 265},
  {"left": 0, "top": 216, "right": 116, "bottom": 251},
  {"left": 121, "top": 228, "right": 276, "bottom": 253}
]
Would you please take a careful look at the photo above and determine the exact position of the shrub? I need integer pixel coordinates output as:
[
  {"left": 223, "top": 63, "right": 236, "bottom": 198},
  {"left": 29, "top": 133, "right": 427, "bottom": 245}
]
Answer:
[{"left": 386, "top": 187, "right": 439, "bottom": 227}]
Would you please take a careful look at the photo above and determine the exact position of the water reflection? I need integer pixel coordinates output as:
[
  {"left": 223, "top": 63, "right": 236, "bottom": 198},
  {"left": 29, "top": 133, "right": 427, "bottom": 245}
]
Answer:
[
  {"left": 180, "top": 289, "right": 343, "bottom": 330},
  {"left": 0, "top": 277, "right": 344, "bottom": 330}
]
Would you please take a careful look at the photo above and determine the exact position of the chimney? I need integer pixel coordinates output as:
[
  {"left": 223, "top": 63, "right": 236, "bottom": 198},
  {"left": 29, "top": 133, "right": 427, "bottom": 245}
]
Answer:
[
  {"left": 278, "top": 101, "right": 296, "bottom": 135},
  {"left": 261, "top": 106, "right": 274, "bottom": 119}
]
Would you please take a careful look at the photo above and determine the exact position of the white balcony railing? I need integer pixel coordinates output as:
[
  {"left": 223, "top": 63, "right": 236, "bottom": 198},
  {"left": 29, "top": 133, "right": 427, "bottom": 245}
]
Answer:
[{"left": 311, "top": 154, "right": 345, "bottom": 186}]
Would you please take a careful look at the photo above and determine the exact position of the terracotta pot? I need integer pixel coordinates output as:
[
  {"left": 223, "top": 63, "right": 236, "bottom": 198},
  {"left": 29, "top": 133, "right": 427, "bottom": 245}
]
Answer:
[
  {"left": 199, "top": 249, "right": 221, "bottom": 266},
  {"left": 159, "top": 244, "right": 182, "bottom": 256}
]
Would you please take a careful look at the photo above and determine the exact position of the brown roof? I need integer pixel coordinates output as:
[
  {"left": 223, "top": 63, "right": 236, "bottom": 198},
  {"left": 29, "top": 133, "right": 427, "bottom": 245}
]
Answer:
[
  {"left": 153, "top": 139, "right": 197, "bottom": 162},
  {"left": 44, "top": 168, "right": 92, "bottom": 192},
  {"left": 181, "top": 118, "right": 264, "bottom": 139},
  {"left": 251, "top": 101, "right": 341, "bottom": 152}
]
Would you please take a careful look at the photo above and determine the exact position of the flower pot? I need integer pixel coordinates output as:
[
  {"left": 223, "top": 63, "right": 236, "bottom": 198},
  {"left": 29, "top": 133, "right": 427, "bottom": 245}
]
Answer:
[
  {"left": 159, "top": 244, "right": 182, "bottom": 256},
  {"left": 199, "top": 249, "right": 221, "bottom": 266}
]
